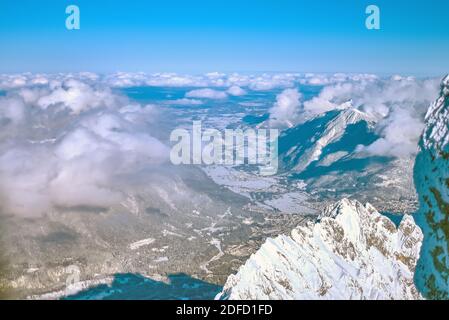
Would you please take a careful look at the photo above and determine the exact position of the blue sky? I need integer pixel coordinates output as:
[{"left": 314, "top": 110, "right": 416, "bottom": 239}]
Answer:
[{"left": 0, "top": 0, "right": 448, "bottom": 75}]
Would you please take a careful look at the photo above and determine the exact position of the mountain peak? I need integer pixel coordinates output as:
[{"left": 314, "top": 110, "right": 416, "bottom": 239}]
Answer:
[
  {"left": 443, "top": 74, "right": 449, "bottom": 86},
  {"left": 336, "top": 107, "right": 376, "bottom": 124},
  {"left": 280, "top": 107, "right": 377, "bottom": 173},
  {"left": 319, "top": 197, "right": 365, "bottom": 219},
  {"left": 217, "top": 199, "right": 423, "bottom": 300},
  {"left": 423, "top": 75, "right": 449, "bottom": 150},
  {"left": 336, "top": 99, "right": 354, "bottom": 110}
]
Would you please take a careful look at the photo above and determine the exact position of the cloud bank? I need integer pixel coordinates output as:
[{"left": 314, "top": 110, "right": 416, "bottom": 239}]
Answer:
[
  {"left": 185, "top": 88, "right": 228, "bottom": 100},
  {"left": 269, "top": 88, "right": 302, "bottom": 128},
  {"left": 0, "top": 75, "right": 169, "bottom": 217},
  {"left": 267, "top": 75, "right": 441, "bottom": 158},
  {"left": 0, "top": 71, "right": 443, "bottom": 217}
]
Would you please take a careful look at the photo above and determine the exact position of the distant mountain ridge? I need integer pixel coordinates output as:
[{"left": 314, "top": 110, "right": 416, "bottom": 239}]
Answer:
[
  {"left": 279, "top": 106, "right": 379, "bottom": 174},
  {"left": 276, "top": 104, "right": 416, "bottom": 213},
  {"left": 217, "top": 75, "right": 449, "bottom": 301}
]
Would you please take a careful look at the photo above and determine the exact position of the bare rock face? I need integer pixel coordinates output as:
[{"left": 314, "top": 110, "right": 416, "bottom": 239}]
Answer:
[
  {"left": 414, "top": 75, "right": 449, "bottom": 299},
  {"left": 217, "top": 198, "right": 423, "bottom": 300}
]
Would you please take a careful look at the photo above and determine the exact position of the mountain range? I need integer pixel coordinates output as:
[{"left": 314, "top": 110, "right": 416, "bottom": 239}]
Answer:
[
  {"left": 275, "top": 103, "right": 416, "bottom": 213},
  {"left": 218, "top": 76, "right": 449, "bottom": 300}
]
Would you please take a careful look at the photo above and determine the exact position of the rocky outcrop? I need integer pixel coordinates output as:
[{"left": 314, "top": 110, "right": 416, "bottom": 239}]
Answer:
[
  {"left": 217, "top": 199, "right": 423, "bottom": 300},
  {"left": 414, "top": 75, "right": 449, "bottom": 299}
]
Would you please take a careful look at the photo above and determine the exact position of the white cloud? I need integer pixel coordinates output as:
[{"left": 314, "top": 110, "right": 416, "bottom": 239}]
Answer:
[
  {"left": 36, "top": 79, "right": 123, "bottom": 114},
  {"left": 0, "top": 76, "right": 169, "bottom": 217},
  {"left": 303, "top": 82, "right": 359, "bottom": 116},
  {"left": 301, "top": 76, "right": 441, "bottom": 157},
  {"left": 248, "top": 74, "right": 297, "bottom": 91},
  {"left": 0, "top": 75, "right": 28, "bottom": 89},
  {"left": 239, "top": 102, "right": 264, "bottom": 107},
  {"left": 0, "top": 72, "right": 104, "bottom": 90},
  {"left": 185, "top": 88, "right": 228, "bottom": 99},
  {"left": 269, "top": 88, "right": 302, "bottom": 128},
  {"left": 227, "top": 86, "right": 247, "bottom": 96},
  {"left": 104, "top": 72, "right": 149, "bottom": 87},
  {"left": 299, "top": 73, "right": 378, "bottom": 86},
  {"left": 0, "top": 96, "right": 26, "bottom": 126},
  {"left": 205, "top": 72, "right": 227, "bottom": 79},
  {"left": 1, "top": 72, "right": 384, "bottom": 93},
  {"left": 104, "top": 72, "right": 210, "bottom": 88},
  {"left": 164, "top": 98, "right": 204, "bottom": 106},
  {"left": 358, "top": 107, "right": 425, "bottom": 158}
]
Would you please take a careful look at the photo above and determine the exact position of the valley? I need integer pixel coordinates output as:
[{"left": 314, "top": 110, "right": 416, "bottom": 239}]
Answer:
[{"left": 0, "top": 73, "right": 441, "bottom": 299}]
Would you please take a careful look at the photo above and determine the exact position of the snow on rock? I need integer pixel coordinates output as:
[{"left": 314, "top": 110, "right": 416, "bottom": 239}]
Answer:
[
  {"left": 129, "top": 238, "right": 155, "bottom": 250},
  {"left": 282, "top": 107, "right": 376, "bottom": 173},
  {"left": 414, "top": 75, "right": 449, "bottom": 299},
  {"left": 217, "top": 198, "right": 423, "bottom": 300}
]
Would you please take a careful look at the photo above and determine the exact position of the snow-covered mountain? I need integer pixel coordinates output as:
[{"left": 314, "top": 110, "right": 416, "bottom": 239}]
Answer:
[
  {"left": 414, "top": 75, "right": 449, "bottom": 299},
  {"left": 279, "top": 106, "right": 378, "bottom": 173},
  {"left": 217, "top": 198, "right": 423, "bottom": 300},
  {"left": 277, "top": 105, "right": 417, "bottom": 214}
]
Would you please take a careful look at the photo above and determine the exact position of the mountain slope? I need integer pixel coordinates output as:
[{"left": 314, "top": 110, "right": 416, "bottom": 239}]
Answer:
[
  {"left": 277, "top": 105, "right": 417, "bottom": 214},
  {"left": 279, "top": 106, "right": 378, "bottom": 173},
  {"left": 414, "top": 75, "right": 449, "bottom": 299},
  {"left": 0, "top": 166, "right": 257, "bottom": 298},
  {"left": 217, "top": 198, "right": 423, "bottom": 300}
]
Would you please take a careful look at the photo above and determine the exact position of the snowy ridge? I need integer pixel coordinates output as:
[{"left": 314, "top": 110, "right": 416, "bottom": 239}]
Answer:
[
  {"left": 217, "top": 198, "right": 423, "bottom": 300},
  {"left": 414, "top": 75, "right": 449, "bottom": 299},
  {"left": 422, "top": 75, "right": 449, "bottom": 150},
  {"left": 283, "top": 107, "right": 376, "bottom": 173}
]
